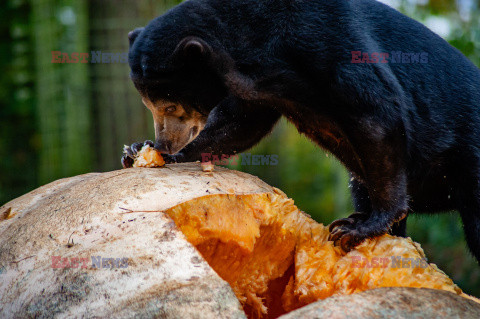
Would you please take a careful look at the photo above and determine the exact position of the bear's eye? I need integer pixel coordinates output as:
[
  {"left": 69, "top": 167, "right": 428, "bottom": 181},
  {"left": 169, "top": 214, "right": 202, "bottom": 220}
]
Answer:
[{"left": 165, "top": 105, "right": 176, "bottom": 114}]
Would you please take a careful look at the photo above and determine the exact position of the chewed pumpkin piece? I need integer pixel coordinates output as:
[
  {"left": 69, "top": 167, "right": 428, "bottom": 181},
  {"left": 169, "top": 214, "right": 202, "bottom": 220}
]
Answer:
[{"left": 132, "top": 145, "right": 165, "bottom": 168}]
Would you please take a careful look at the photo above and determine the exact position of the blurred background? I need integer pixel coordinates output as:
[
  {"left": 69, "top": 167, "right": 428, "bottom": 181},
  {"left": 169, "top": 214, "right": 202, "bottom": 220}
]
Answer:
[{"left": 0, "top": 0, "right": 479, "bottom": 296}]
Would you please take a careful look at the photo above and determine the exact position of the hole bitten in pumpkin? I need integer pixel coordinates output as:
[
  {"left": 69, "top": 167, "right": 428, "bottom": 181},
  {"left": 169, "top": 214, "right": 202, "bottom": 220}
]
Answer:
[{"left": 164, "top": 192, "right": 478, "bottom": 318}]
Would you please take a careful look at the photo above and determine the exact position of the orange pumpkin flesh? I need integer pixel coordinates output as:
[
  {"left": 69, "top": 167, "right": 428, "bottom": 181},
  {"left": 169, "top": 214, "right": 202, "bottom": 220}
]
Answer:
[
  {"left": 164, "top": 190, "right": 479, "bottom": 318},
  {"left": 132, "top": 145, "right": 165, "bottom": 168}
]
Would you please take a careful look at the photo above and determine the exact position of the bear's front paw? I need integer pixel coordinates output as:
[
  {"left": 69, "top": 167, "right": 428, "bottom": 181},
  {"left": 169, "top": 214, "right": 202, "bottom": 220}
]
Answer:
[
  {"left": 328, "top": 212, "right": 372, "bottom": 252},
  {"left": 121, "top": 140, "right": 154, "bottom": 168}
]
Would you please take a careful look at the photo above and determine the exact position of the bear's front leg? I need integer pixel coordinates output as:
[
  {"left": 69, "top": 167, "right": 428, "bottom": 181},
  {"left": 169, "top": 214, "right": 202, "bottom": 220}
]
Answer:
[{"left": 329, "top": 124, "right": 409, "bottom": 252}]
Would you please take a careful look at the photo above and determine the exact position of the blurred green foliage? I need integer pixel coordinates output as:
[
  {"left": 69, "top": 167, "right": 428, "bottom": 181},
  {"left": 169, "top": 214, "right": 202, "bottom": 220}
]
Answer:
[{"left": 0, "top": 0, "right": 479, "bottom": 297}]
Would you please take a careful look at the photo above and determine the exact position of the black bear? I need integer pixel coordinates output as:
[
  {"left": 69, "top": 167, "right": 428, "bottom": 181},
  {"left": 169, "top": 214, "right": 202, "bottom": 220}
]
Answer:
[{"left": 122, "top": 0, "right": 480, "bottom": 263}]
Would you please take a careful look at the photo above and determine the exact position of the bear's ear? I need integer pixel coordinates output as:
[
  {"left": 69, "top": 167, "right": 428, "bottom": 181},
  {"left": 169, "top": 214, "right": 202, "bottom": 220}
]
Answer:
[
  {"left": 172, "top": 36, "right": 212, "bottom": 65},
  {"left": 128, "top": 27, "right": 144, "bottom": 47}
]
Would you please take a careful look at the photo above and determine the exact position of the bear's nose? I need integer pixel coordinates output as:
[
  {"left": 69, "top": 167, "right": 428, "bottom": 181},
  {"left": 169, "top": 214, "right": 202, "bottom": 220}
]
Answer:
[{"left": 154, "top": 141, "right": 172, "bottom": 154}]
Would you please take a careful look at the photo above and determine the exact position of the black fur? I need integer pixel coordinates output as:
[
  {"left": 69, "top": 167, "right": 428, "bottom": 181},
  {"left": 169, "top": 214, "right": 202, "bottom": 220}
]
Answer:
[{"left": 126, "top": 0, "right": 480, "bottom": 262}]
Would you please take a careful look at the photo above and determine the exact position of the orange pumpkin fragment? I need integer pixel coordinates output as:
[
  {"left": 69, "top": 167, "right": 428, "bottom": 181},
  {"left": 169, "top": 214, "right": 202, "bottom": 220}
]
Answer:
[
  {"left": 201, "top": 161, "right": 215, "bottom": 172},
  {"left": 132, "top": 145, "right": 165, "bottom": 167}
]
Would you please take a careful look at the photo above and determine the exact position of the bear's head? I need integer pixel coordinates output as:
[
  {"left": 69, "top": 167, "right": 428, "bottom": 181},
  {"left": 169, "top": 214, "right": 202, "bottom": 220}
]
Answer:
[{"left": 127, "top": 7, "right": 230, "bottom": 155}]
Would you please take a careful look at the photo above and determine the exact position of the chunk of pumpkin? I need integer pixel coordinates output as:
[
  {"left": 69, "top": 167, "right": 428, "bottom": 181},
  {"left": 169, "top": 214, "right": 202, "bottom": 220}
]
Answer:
[{"left": 132, "top": 145, "right": 165, "bottom": 168}]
